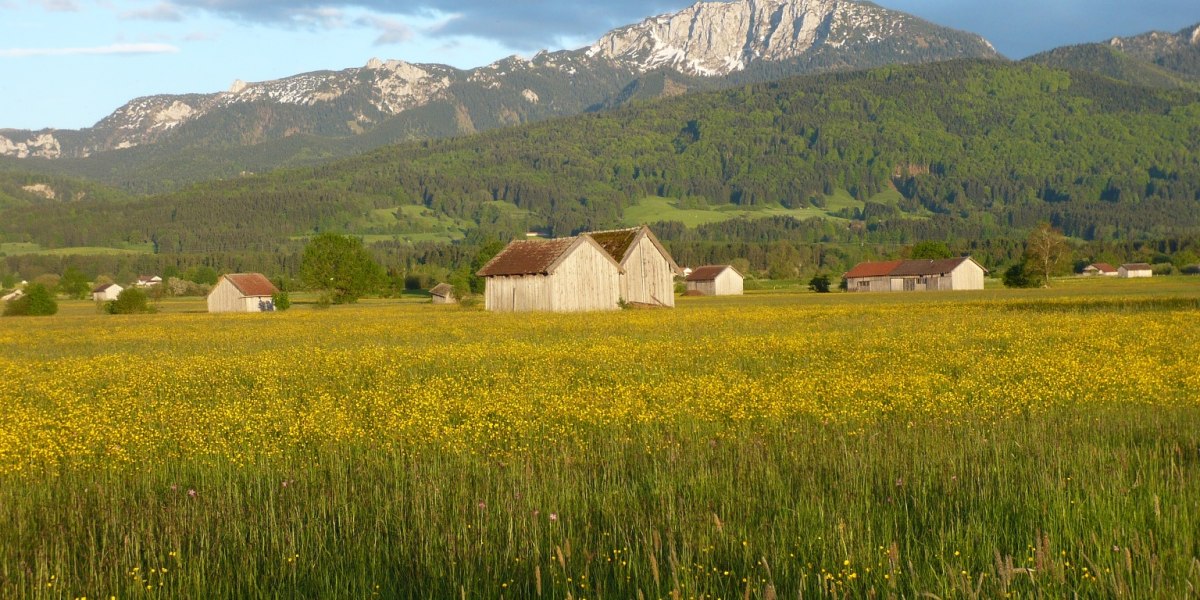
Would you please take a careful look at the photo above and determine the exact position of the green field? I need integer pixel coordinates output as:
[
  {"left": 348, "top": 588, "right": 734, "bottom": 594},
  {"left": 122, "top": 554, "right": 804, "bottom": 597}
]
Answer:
[
  {"left": 2, "top": 279, "right": 1198, "bottom": 597},
  {"left": 620, "top": 188, "right": 910, "bottom": 227},
  {"left": 0, "top": 242, "right": 153, "bottom": 256}
]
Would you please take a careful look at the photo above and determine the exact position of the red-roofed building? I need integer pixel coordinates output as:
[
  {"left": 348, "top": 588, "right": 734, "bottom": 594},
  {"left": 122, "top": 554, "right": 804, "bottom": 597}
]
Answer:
[
  {"left": 844, "top": 257, "right": 986, "bottom": 292},
  {"left": 1082, "top": 263, "right": 1118, "bottom": 277},
  {"left": 207, "top": 273, "right": 280, "bottom": 313}
]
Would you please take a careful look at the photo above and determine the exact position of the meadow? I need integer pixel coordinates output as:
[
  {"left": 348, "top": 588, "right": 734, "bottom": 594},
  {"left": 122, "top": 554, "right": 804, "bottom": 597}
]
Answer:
[{"left": 1, "top": 279, "right": 1198, "bottom": 598}]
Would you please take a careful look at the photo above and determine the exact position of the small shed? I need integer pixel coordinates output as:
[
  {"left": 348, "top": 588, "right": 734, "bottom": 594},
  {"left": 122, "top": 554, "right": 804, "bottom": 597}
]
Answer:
[
  {"left": 476, "top": 236, "right": 622, "bottom": 312},
  {"left": 685, "top": 265, "right": 744, "bottom": 296},
  {"left": 207, "top": 273, "right": 279, "bottom": 313},
  {"left": 92, "top": 283, "right": 123, "bottom": 302},
  {"left": 135, "top": 275, "right": 162, "bottom": 288},
  {"left": 1082, "top": 263, "right": 1118, "bottom": 277},
  {"left": 1118, "top": 263, "right": 1153, "bottom": 278},
  {"left": 429, "top": 283, "right": 457, "bottom": 304},
  {"left": 585, "top": 226, "right": 680, "bottom": 307}
]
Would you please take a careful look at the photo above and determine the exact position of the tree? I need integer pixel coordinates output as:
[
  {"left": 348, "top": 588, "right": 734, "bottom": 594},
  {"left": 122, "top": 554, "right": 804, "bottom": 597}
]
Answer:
[
  {"left": 185, "top": 266, "right": 218, "bottom": 286},
  {"left": 909, "top": 241, "right": 953, "bottom": 260},
  {"left": 1023, "top": 223, "right": 1070, "bottom": 287},
  {"left": 1002, "top": 263, "right": 1039, "bottom": 288},
  {"left": 106, "top": 287, "right": 154, "bottom": 314},
  {"left": 59, "top": 267, "right": 91, "bottom": 300},
  {"left": 808, "top": 274, "right": 832, "bottom": 293},
  {"left": 300, "top": 233, "right": 385, "bottom": 304},
  {"left": 3, "top": 284, "right": 57, "bottom": 316}
]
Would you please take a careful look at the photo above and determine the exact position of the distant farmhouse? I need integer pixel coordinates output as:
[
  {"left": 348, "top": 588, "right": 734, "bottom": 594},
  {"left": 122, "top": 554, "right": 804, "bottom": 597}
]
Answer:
[
  {"left": 1, "top": 289, "right": 23, "bottom": 302},
  {"left": 134, "top": 275, "right": 162, "bottom": 288},
  {"left": 92, "top": 283, "right": 123, "bottom": 302},
  {"left": 685, "top": 265, "right": 744, "bottom": 296},
  {"left": 587, "top": 226, "right": 681, "bottom": 307},
  {"left": 207, "top": 273, "right": 279, "bottom": 313},
  {"left": 845, "top": 257, "right": 986, "bottom": 292},
  {"left": 1118, "top": 263, "right": 1153, "bottom": 278},
  {"left": 1082, "top": 263, "right": 1118, "bottom": 277},
  {"left": 429, "top": 283, "right": 457, "bottom": 305},
  {"left": 476, "top": 236, "right": 622, "bottom": 312}
]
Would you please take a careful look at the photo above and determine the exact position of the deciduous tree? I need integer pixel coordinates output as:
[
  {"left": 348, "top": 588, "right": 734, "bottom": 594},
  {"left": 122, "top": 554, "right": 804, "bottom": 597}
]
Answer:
[{"left": 300, "top": 233, "right": 385, "bottom": 304}]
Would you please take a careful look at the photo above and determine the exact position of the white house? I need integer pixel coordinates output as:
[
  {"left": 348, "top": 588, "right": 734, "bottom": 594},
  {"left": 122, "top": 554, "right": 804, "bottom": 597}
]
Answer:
[
  {"left": 135, "top": 275, "right": 162, "bottom": 288},
  {"left": 585, "top": 226, "right": 681, "bottom": 307},
  {"left": 207, "top": 273, "right": 279, "bottom": 313},
  {"left": 92, "top": 283, "right": 123, "bottom": 302},
  {"left": 476, "top": 236, "right": 622, "bottom": 312},
  {"left": 845, "top": 257, "right": 987, "bottom": 292},
  {"left": 1118, "top": 263, "right": 1153, "bottom": 278},
  {"left": 685, "top": 265, "right": 744, "bottom": 296}
]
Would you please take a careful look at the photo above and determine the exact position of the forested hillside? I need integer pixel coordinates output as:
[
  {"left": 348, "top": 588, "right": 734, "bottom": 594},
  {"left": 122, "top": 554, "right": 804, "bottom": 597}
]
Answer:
[{"left": 3, "top": 59, "right": 1199, "bottom": 278}]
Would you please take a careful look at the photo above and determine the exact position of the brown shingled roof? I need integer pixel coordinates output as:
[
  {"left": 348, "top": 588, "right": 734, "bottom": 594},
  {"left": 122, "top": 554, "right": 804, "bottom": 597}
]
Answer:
[
  {"left": 844, "top": 260, "right": 905, "bottom": 279},
  {"left": 1121, "top": 263, "right": 1152, "bottom": 270},
  {"left": 476, "top": 237, "right": 578, "bottom": 277},
  {"left": 686, "top": 265, "right": 739, "bottom": 282},
  {"left": 585, "top": 226, "right": 681, "bottom": 274},
  {"left": 1088, "top": 263, "right": 1117, "bottom": 273},
  {"left": 91, "top": 283, "right": 119, "bottom": 293},
  {"left": 429, "top": 283, "right": 454, "bottom": 297},
  {"left": 223, "top": 273, "right": 278, "bottom": 297},
  {"left": 890, "top": 257, "right": 973, "bottom": 277}
]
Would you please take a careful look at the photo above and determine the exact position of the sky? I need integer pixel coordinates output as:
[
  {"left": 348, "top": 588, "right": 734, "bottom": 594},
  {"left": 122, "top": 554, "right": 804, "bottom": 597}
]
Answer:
[{"left": 1, "top": 0, "right": 1198, "bottom": 131}]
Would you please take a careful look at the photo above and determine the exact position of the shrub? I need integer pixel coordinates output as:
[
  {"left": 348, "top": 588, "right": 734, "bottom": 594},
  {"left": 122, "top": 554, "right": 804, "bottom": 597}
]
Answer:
[
  {"left": 1003, "top": 263, "right": 1040, "bottom": 288},
  {"left": 3, "top": 284, "right": 57, "bottom": 316},
  {"left": 808, "top": 274, "right": 832, "bottom": 293},
  {"left": 272, "top": 291, "right": 291, "bottom": 311},
  {"left": 105, "top": 287, "right": 155, "bottom": 314}
]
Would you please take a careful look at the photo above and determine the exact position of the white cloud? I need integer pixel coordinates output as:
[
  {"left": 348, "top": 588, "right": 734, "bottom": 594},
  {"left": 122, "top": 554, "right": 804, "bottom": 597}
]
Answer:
[
  {"left": 121, "top": 2, "right": 184, "bottom": 21},
  {"left": 33, "top": 0, "right": 79, "bottom": 11},
  {"left": 357, "top": 15, "right": 414, "bottom": 45},
  {"left": 0, "top": 43, "right": 180, "bottom": 57}
]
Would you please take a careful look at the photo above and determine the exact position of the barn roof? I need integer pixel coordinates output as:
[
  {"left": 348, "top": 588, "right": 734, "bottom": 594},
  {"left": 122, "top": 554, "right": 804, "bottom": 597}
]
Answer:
[
  {"left": 222, "top": 273, "right": 278, "bottom": 297},
  {"left": 685, "top": 265, "right": 739, "bottom": 282},
  {"left": 844, "top": 260, "right": 905, "bottom": 279},
  {"left": 92, "top": 283, "right": 120, "bottom": 293},
  {"left": 1121, "top": 263, "right": 1152, "bottom": 270},
  {"left": 585, "top": 226, "right": 681, "bottom": 273},
  {"left": 429, "top": 283, "right": 454, "bottom": 297},
  {"left": 476, "top": 236, "right": 622, "bottom": 277},
  {"left": 846, "top": 257, "right": 986, "bottom": 278},
  {"left": 1087, "top": 263, "right": 1117, "bottom": 273}
]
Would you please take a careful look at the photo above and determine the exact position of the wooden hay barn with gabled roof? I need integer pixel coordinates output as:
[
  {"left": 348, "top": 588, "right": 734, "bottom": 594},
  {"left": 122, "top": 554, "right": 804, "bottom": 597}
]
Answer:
[
  {"left": 685, "top": 265, "right": 744, "bottom": 296},
  {"left": 1118, "top": 263, "right": 1153, "bottom": 278},
  {"left": 92, "top": 283, "right": 123, "bottom": 302},
  {"left": 845, "top": 257, "right": 986, "bottom": 292},
  {"left": 429, "top": 283, "right": 457, "bottom": 304},
  {"left": 585, "top": 226, "right": 680, "bottom": 307},
  {"left": 207, "top": 273, "right": 279, "bottom": 313},
  {"left": 476, "top": 236, "right": 622, "bottom": 312}
]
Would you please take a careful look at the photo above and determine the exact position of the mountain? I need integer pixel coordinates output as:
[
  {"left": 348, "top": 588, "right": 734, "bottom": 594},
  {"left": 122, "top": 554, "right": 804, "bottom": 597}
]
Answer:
[
  {"left": 4, "top": 60, "right": 1198, "bottom": 260},
  {"left": 1024, "top": 23, "right": 1200, "bottom": 88},
  {"left": 0, "top": 0, "right": 997, "bottom": 188}
]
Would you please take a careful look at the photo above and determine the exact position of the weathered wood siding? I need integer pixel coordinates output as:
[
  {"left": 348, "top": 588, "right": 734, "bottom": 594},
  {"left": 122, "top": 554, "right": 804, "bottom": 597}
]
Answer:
[
  {"left": 949, "top": 261, "right": 985, "bottom": 290},
  {"left": 847, "top": 276, "right": 892, "bottom": 292},
  {"left": 432, "top": 294, "right": 455, "bottom": 305},
  {"left": 712, "top": 269, "right": 743, "bottom": 295},
  {"left": 620, "top": 235, "right": 675, "bottom": 307},
  {"left": 1118, "top": 268, "right": 1152, "bottom": 278},
  {"left": 207, "top": 279, "right": 270, "bottom": 313},
  {"left": 685, "top": 279, "right": 716, "bottom": 296},
  {"left": 484, "top": 242, "right": 620, "bottom": 312}
]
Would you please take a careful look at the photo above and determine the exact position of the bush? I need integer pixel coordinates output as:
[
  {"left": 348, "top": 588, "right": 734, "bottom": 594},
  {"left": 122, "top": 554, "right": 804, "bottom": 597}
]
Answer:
[
  {"left": 1151, "top": 263, "right": 1175, "bottom": 276},
  {"left": 106, "top": 287, "right": 155, "bottom": 314},
  {"left": 1002, "top": 263, "right": 1040, "bottom": 288},
  {"left": 272, "top": 291, "right": 291, "bottom": 311},
  {"left": 3, "top": 284, "right": 58, "bottom": 316},
  {"left": 1181, "top": 264, "right": 1200, "bottom": 275},
  {"left": 808, "top": 274, "right": 832, "bottom": 293}
]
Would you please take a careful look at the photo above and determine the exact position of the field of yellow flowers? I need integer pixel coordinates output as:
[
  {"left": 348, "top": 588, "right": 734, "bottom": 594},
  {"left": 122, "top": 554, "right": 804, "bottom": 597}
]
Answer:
[{"left": 1, "top": 280, "right": 1198, "bottom": 597}]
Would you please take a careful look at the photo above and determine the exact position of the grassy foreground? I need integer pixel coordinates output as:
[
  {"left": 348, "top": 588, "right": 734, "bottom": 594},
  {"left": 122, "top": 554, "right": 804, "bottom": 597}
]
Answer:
[{"left": 1, "top": 282, "right": 1199, "bottom": 597}]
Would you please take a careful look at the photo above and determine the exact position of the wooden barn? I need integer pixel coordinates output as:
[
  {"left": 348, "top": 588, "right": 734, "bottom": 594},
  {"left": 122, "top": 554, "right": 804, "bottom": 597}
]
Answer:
[
  {"left": 92, "top": 283, "right": 123, "bottom": 302},
  {"left": 1118, "top": 263, "right": 1153, "bottom": 278},
  {"left": 685, "top": 265, "right": 744, "bottom": 296},
  {"left": 476, "top": 236, "right": 622, "bottom": 312},
  {"left": 845, "top": 257, "right": 986, "bottom": 292},
  {"left": 429, "top": 283, "right": 457, "bottom": 304},
  {"left": 1082, "top": 263, "right": 1118, "bottom": 277},
  {"left": 134, "top": 275, "right": 162, "bottom": 288},
  {"left": 207, "top": 273, "right": 279, "bottom": 313},
  {"left": 585, "top": 226, "right": 680, "bottom": 307}
]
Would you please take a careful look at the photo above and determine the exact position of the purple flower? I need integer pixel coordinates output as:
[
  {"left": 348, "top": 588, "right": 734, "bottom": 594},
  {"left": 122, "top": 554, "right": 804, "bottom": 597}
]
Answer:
[
  {"left": 187, "top": 489, "right": 197, "bottom": 498},
  {"left": 548, "top": 512, "right": 558, "bottom": 522}
]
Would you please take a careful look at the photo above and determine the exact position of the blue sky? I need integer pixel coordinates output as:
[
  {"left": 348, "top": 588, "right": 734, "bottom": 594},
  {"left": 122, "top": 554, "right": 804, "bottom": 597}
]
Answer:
[{"left": 1, "top": 0, "right": 1197, "bottom": 130}]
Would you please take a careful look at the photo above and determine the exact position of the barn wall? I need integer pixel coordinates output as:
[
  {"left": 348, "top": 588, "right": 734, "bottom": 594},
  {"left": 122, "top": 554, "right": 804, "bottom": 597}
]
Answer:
[
  {"left": 207, "top": 279, "right": 248, "bottom": 313},
  {"left": 847, "top": 277, "right": 892, "bottom": 292},
  {"left": 621, "top": 235, "right": 675, "bottom": 307},
  {"left": 950, "top": 262, "right": 985, "bottom": 290},
  {"left": 548, "top": 243, "right": 620, "bottom": 312},
  {"left": 432, "top": 294, "right": 455, "bottom": 305},
  {"left": 713, "top": 270, "right": 744, "bottom": 295},
  {"left": 686, "top": 280, "right": 717, "bottom": 295},
  {"left": 484, "top": 274, "right": 551, "bottom": 312}
]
